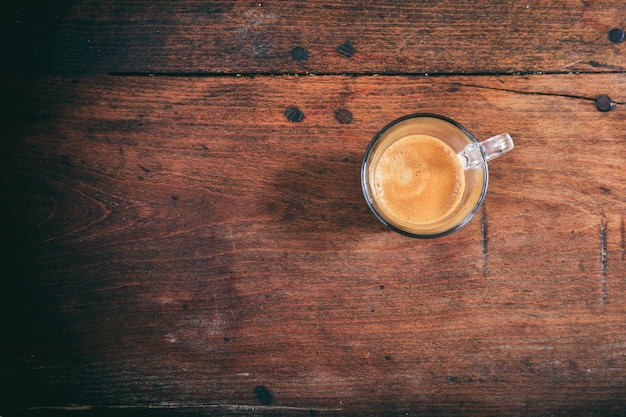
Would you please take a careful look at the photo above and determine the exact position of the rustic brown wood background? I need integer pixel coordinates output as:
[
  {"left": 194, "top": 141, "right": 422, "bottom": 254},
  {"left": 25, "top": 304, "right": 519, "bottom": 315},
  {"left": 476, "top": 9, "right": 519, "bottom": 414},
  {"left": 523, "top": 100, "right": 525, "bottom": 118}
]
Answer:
[{"left": 1, "top": 1, "right": 625, "bottom": 416}]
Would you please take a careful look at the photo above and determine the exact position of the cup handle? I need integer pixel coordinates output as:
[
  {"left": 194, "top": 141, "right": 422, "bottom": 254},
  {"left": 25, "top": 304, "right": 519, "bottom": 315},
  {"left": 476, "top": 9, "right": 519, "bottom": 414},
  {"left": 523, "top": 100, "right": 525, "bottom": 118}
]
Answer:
[{"left": 458, "top": 133, "right": 514, "bottom": 170}]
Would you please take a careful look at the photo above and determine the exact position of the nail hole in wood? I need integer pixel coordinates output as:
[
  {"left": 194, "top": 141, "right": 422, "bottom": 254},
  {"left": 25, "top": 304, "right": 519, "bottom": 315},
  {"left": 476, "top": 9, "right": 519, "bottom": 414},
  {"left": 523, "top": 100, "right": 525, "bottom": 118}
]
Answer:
[
  {"left": 334, "top": 108, "right": 353, "bottom": 124},
  {"left": 336, "top": 42, "right": 355, "bottom": 58},
  {"left": 608, "top": 28, "right": 625, "bottom": 43},
  {"left": 284, "top": 106, "right": 304, "bottom": 122},
  {"left": 290, "top": 46, "right": 308, "bottom": 61},
  {"left": 595, "top": 95, "right": 613, "bottom": 112}
]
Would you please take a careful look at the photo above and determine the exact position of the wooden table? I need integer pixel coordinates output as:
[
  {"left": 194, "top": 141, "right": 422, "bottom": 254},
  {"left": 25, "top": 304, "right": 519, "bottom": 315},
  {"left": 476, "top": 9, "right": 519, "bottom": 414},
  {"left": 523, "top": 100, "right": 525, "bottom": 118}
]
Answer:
[{"left": 1, "top": 1, "right": 625, "bottom": 415}]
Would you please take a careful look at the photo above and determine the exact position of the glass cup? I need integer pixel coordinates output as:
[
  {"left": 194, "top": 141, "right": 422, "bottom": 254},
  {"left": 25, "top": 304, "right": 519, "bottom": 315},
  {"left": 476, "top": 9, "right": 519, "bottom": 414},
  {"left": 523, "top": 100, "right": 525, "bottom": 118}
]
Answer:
[{"left": 361, "top": 113, "right": 514, "bottom": 238}]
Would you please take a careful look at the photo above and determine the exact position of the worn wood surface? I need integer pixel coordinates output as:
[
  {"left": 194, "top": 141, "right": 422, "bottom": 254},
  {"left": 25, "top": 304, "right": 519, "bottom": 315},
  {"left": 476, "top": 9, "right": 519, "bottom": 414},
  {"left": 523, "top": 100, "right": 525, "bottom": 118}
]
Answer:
[
  {"left": 1, "top": 0, "right": 626, "bottom": 416},
  {"left": 2, "top": 74, "right": 625, "bottom": 416},
  {"left": 2, "top": 0, "right": 626, "bottom": 74}
]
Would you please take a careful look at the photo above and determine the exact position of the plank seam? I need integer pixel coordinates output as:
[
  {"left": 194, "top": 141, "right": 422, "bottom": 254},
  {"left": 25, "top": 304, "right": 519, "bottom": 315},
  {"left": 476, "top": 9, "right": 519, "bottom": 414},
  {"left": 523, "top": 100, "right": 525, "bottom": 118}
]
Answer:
[{"left": 106, "top": 70, "right": 626, "bottom": 78}]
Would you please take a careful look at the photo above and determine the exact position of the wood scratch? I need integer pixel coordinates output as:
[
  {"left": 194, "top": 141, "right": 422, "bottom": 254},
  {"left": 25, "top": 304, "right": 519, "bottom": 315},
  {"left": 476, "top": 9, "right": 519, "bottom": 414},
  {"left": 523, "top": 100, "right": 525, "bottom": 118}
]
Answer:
[
  {"left": 620, "top": 217, "right": 626, "bottom": 261},
  {"left": 229, "top": 225, "right": 236, "bottom": 251},
  {"left": 456, "top": 82, "right": 626, "bottom": 105},
  {"left": 115, "top": 143, "right": 126, "bottom": 172},
  {"left": 600, "top": 218, "right": 607, "bottom": 304},
  {"left": 457, "top": 82, "right": 595, "bottom": 101},
  {"left": 561, "top": 60, "right": 582, "bottom": 69},
  {"left": 481, "top": 205, "right": 488, "bottom": 277}
]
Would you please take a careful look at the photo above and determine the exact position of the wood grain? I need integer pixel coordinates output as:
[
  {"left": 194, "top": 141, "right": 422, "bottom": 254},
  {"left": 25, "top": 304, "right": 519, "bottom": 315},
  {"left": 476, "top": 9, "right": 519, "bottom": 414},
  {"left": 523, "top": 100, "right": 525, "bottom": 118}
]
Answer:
[
  {"left": 2, "top": 0, "right": 626, "bottom": 75},
  {"left": 1, "top": 74, "right": 624, "bottom": 415}
]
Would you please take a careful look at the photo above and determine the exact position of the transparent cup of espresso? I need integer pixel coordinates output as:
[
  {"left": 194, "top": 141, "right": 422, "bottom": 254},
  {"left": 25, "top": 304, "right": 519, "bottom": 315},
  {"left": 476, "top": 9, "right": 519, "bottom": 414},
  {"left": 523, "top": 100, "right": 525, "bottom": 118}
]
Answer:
[{"left": 361, "top": 114, "right": 514, "bottom": 238}]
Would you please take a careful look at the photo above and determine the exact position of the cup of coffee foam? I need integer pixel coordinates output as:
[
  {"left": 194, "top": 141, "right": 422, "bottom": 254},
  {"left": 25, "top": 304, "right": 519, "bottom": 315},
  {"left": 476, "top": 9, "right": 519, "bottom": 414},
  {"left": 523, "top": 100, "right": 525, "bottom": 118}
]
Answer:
[{"left": 361, "top": 114, "right": 514, "bottom": 238}]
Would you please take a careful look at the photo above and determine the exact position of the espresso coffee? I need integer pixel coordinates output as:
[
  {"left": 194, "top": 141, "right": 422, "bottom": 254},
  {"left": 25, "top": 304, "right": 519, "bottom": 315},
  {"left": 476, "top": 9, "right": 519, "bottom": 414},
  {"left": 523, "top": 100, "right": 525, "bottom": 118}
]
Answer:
[{"left": 372, "top": 134, "right": 465, "bottom": 225}]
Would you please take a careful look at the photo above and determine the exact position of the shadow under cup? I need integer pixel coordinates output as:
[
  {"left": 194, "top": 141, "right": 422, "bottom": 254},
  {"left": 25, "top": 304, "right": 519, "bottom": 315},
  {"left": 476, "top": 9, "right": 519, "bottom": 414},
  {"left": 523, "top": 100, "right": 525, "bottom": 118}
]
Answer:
[{"left": 361, "top": 114, "right": 488, "bottom": 238}]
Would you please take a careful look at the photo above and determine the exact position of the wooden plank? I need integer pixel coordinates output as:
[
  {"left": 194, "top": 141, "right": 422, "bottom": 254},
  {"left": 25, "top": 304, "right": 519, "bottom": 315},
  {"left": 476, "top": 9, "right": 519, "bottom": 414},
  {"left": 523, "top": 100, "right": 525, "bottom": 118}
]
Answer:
[
  {"left": 2, "top": 0, "right": 626, "bottom": 74},
  {"left": 1, "top": 74, "right": 625, "bottom": 415}
]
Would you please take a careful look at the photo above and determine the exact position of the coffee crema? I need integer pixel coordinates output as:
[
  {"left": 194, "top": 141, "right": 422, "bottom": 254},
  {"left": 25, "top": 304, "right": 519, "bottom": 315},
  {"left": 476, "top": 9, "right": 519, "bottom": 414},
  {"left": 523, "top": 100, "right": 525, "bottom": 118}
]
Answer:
[{"left": 372, "top": 134, "right": 465, "bottom": 225}]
